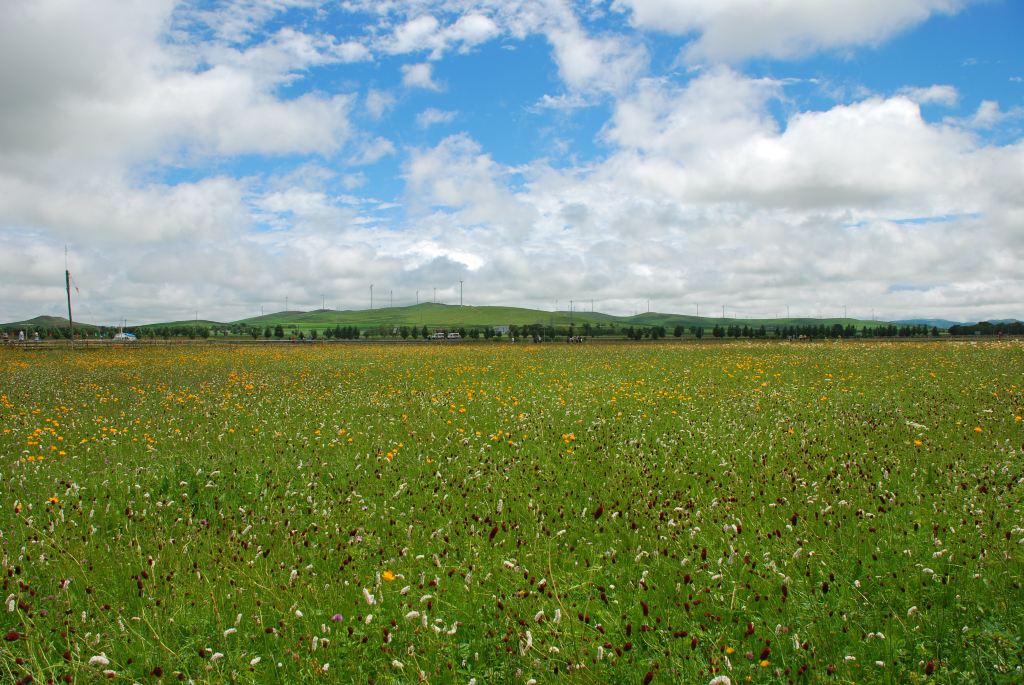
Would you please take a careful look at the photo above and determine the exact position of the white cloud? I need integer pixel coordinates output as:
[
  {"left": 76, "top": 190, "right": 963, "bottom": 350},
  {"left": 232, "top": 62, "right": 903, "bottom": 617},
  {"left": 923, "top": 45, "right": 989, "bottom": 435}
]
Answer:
[
  {"left": 416, "top": 108, "right": 458, "bottom": 128},
  {"left": 402, "top": 62, "right": 442, "bottom": 90},
  {"left": 349, "top": 137, "right": 397, "bottom": 165},
  {"left": 388, "top": 15, "right": 443, "bottom": 54},
  {"left": 545, "top": 24, "right": 648, "bottom": 95},
  {"left": 365, "top": 89, "right": 397, "bottom": 119},
  {"left": 960, "top": 100, "right": 1022, "bottom": 129},
  {"left": 530, "top": 92, "right": 591, "bottom": 111},
  {"left": 612, "top": 0, "right": 972, "bottom": 62},
  {"left": 898, "top": 84, "right": 959, "bottom": 106},
  {"left": 383, "top": 11, "right": 499, "bottom": 58}
]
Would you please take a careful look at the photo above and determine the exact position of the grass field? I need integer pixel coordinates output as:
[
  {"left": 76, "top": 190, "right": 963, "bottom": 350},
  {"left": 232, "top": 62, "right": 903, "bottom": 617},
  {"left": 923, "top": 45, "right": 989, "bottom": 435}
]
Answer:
[{"left": 2, "top": 341, "right": 1022, "bottom": 683}]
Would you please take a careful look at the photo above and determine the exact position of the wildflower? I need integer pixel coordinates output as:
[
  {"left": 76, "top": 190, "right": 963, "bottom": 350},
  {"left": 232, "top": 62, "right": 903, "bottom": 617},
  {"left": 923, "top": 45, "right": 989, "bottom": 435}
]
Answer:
[
  {"left": 250, "top": 656, "right": 261, "bottom": 666},
  {"left": 759, "top": 660, "right": 770, "bottom": 668},
  {"left": 391, "top": 659, "right": 405, "bottom": 670},
  {"left": 405, "top": 610, "right": 421, "bottom": 620},
  {"left": 709, "top": 677, "right": 732, "bottom": 685},
  {"left": 725, "top": 646, "right": 735, "bottom": 655},
  {"left": 913, "top": 439, "right": 923, "bottom": 446},
  {"left": 48, "top": 496, "right": 59, "bottom": 504},
  {"left": 382, "top": 570, "right": 396, "bottom": 582},
  {"left": 331, "top": 613, "right": 343, "bottom": 622},
  {"left": 907, "top": 606, "right": 919, "bottom": 618},
  {"left": 223, "top": 628, "right": 236, "bottom": 637},
  {"left": 89, "top": 654, "right": 110, "bottom": 667},
  {"left": 974, "top": 426, "right": 983, "bottom": 432},
  {"left": 363, "top": 588, "right": 375, "bottom": 605},
  {"left": 210, "top": 652, "right": 224, "bottom": 662}
]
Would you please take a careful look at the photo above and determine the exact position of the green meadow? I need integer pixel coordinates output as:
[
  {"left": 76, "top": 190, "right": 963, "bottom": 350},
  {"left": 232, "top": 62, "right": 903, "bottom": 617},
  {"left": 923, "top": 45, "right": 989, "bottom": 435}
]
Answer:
[{"left": 1, "top": 340, "right": 1022, "bottom": 683}]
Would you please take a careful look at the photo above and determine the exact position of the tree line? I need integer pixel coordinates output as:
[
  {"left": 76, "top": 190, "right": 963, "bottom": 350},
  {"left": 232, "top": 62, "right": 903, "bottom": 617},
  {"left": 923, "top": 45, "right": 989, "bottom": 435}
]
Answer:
[{"left": 948, "top": 321, "right": 1024, "bottom": 336}]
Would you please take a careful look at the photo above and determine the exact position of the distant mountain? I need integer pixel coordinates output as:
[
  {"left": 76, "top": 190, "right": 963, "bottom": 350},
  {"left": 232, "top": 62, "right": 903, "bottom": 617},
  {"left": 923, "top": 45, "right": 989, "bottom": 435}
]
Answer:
[
  {"left": 894, "top": 318, "right": 1022, "bottom": 329},
  {"left": 892, "top": 319, "right": 966, "bottom": 329}
]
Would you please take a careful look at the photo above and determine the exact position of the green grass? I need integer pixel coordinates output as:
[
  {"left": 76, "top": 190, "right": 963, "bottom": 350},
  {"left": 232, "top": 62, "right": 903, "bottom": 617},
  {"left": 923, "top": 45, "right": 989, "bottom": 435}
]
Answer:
[{"left": 2, "top": 341, "right": 1022, "bottom": 683}]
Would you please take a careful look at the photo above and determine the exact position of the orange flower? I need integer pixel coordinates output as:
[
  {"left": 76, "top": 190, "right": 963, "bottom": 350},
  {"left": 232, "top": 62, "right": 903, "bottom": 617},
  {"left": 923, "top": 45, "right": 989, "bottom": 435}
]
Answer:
[
  {"left": 913, "top": 439, "right": 923, "bottom": 446},
  {"left": 974, "top": 426, "right": 983, "bottom": 433},
  {"left": 48, "top": 496, "right": 59, "bottom": 504},
  {"left": 382, "top": 570, "right": 396, "bottom": 582}
]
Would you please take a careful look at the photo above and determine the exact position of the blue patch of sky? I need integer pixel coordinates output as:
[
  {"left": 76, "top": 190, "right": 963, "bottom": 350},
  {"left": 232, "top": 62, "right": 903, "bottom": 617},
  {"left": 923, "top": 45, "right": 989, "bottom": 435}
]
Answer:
[
  {"left": 891, "top": 213, "right": 981, "bottom": 225},
  {"left": 887, "top": 283, "right": 933, "bottom": 293},
  {"left": 739, "top": 1, "right": 1022, "bottom": 132}
]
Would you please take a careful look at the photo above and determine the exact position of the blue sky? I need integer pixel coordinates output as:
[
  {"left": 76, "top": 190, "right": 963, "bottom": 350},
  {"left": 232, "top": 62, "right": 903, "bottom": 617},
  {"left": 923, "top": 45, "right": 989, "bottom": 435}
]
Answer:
[{"left": 1, "top": 0, "right": 1022, "bottom": 324}]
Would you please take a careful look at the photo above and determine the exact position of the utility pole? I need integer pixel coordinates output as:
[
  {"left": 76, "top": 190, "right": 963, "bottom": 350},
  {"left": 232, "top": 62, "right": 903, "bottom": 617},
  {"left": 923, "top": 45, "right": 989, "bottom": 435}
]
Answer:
[
  {"left": 459, "top": 280, "right": 463, "bottom": 306},
  {"left": 65, "top": 268, "right": 74, "bottom": 345}
]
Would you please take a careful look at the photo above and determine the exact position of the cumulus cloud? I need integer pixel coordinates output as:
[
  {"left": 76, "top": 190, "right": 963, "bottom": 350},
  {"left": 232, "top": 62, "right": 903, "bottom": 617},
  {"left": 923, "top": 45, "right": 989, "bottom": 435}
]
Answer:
[
  {"left": 416, "top": 108, "right": 458, "bottom": 128},
  {"left": 402, "top": 62, "right": 442, "bottom": 90},
  {"left": 348, "top": 137, "right": 397, "bottom": 165},
  {"left": 612, "top": 0, "right": 972, "bottom": 62},
  {"left": 898, "top": 84, "right": 959, "bottom": 106},
  {"left": 382, "top": 12, "right": 498, "bottom": 58},
  {"left": 365, "top": 89, "right": 397, "bottom": 119},
  {"left": 546, "top": 24, "right": 648, "bottom": 95}
]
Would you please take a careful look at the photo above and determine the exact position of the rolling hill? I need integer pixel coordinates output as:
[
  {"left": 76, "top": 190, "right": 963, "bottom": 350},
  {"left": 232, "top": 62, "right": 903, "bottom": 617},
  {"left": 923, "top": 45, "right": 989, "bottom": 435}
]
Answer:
[{"left": 2, "top": 303, "right": 960, "bottom": 338}]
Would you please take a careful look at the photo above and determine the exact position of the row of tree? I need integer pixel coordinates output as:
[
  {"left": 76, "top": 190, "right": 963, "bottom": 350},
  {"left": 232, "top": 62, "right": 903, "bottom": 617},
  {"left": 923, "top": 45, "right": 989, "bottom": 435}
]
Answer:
[
  {"left": 948, "top": 321, "right": 1024, "bottom": 336},
  {"left": 19, "top": 320, "right": 1019, "bottom": 342}
]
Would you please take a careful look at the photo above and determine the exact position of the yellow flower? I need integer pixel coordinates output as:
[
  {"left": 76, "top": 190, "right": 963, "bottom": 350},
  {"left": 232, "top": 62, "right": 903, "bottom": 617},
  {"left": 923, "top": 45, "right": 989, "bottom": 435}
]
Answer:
[
  {"left": 760, "top": 660, "right": 770, "bottom": 668},
  {"left": 382, "top": 570, "right": 396, "bottom": 582},
  {"left": 974, "top": 426, "right": 983, "bottom": 433},
  {"left": 913, "top": 439, "right": 923, "bottom": 446},
  {"left": 48, "top": 496, "right": 59, "bottom": 504},
  {"left": 725, "top": 646, "right": 735, "bottom": 655}
]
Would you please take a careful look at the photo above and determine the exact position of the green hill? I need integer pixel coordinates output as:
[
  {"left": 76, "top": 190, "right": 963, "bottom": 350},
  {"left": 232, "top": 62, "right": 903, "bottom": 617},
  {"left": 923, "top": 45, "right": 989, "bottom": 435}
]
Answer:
[
  {"left": 1, "top": 315, "right": 99, "bottom": 332},
  {"left": 4, "top": 304, "right": 902, "bottom": 339},
  {"left": 235, "top": 303, "right": 619, "bottom": 330},
  {"left": 227, "top": 303, "right": 884, "bottom": 334}
]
